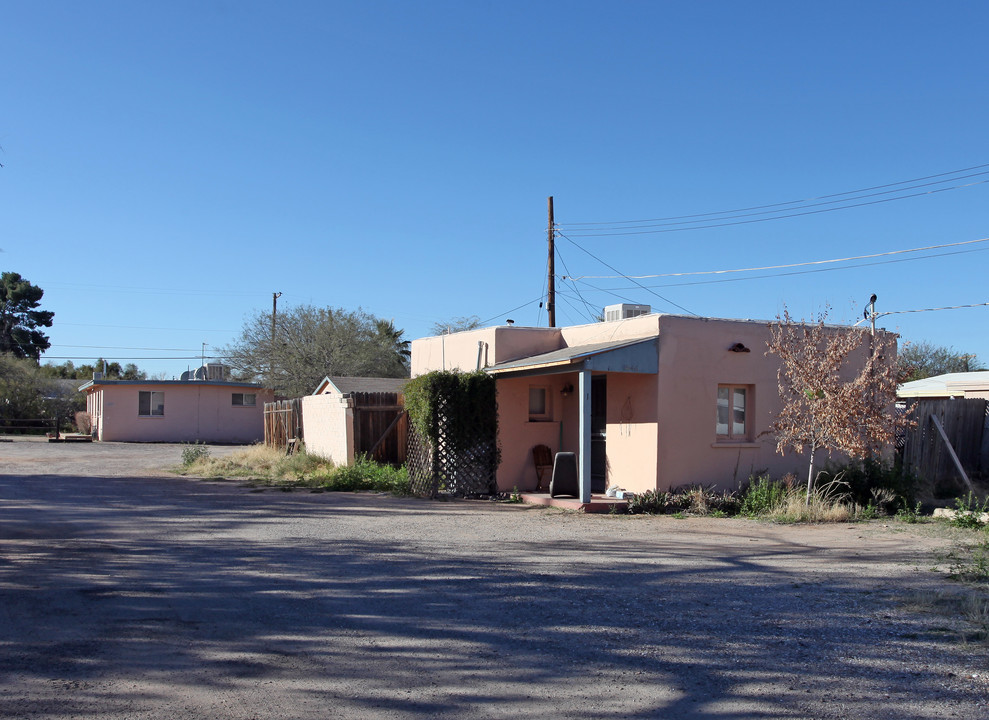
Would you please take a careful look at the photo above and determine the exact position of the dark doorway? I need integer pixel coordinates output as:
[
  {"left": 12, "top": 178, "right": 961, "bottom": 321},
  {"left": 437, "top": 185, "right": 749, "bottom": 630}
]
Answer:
[{"left": 591, "top": 375, "right": 607, "bottom": 493}]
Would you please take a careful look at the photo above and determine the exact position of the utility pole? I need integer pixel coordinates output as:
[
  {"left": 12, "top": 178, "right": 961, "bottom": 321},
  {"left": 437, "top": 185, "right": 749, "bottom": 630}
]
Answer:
[
  {"left": 865, "top": 293, "right": 877, "bottom": 338},
  {"left": 271, "top": 291, "right": 282, "bottom": 387},
  {"left": 547, "top": 196, "right": 556, "bottom": 328}
]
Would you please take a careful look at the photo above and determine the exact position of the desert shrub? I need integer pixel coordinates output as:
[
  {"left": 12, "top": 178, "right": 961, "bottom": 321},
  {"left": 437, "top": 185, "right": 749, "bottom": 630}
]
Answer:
[
  {"left": 74, "top": 411, "right": 92, "bottom": 435},
  {"left": 671, "top": 485, "right": 740, "bottom": 516},
  {"left": 626, "top": 490, "right": 672, "bottom": 515},
  {"left": 626, "top": 486, "right": 739, "bottom": 516},
  {"left": 181, "top": 442, "right": 211, "bottom": 466},
  {"left": 817, "top": 458, "right": 918, "bottom": 513}
]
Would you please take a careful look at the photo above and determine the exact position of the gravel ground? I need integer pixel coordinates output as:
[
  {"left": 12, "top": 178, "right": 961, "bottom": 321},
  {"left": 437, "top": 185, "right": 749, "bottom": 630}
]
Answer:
[{"left": 1, "top": 437, "right": 988, "bottom": 718}]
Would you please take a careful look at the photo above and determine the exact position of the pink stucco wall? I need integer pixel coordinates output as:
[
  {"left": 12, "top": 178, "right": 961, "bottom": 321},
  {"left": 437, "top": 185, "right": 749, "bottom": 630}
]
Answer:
[
  {"left": 86, "top": 382, "right": 273, "bottom": 443},
  {"left": 301, "top": 393, "right": 354, "bottom": 464},
  {"left": 412, "top": 315, "right": 893, "bottom": 493}
]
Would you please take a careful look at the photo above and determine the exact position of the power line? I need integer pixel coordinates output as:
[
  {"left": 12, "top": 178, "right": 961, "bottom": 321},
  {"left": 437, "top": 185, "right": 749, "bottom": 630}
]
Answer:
[
  {"left": 854, "top": 301, "right": 989, "bottom": 326},
  {"left": 561, "top": 162, "right": 989, "bottom": 227},
  {"left": 575, "top": 246, "right": 989, "bottom": 292},
  {"left": 47, "top": 344, "right": 205, "bottom": 351},
  {"left": 476, "top": 295, "right": 547, "bottom": 327},
  {"left": 557, "top": 230, "right": 698, "bottom": 315},
  {"left": 558, "top": 179, "right": 989, "bottom": 237},
  {"left": 562, "top": 237, "right": 989, "bottom": 280},
  {"left": 555, "top": 246, "right": 599, "bottom": 321}
]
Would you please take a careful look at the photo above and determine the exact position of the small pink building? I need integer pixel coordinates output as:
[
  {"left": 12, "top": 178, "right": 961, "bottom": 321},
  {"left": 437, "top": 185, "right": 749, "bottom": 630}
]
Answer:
[
  {"left": 80, "top": 378, "right": 274, "bottom": 443},
  {"left": 412, "top": 312, "right": 889, "bottom": 500}
]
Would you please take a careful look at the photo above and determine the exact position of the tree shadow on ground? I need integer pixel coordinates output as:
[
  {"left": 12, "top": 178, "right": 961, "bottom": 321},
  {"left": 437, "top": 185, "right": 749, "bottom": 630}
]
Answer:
[{"left": 0, "top": 472, "right": 986, "bottom": 719}]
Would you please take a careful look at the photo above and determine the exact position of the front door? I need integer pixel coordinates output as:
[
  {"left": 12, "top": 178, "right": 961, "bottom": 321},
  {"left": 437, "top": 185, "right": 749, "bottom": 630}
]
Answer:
[{"left": 591, "top": 375, "right": 607, "bottom": 493}]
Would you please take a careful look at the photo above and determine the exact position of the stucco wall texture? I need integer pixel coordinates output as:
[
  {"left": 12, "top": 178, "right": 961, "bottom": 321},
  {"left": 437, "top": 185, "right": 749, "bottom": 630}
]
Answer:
[
  {"left": 411, "top": 314, "right": 890, "bottom": 494},
  {"left": 86, "top": 382, "right": 272, "bottom": 444},
  {"left": 301, "top": 394, "right": 354, "bottom": 465}
]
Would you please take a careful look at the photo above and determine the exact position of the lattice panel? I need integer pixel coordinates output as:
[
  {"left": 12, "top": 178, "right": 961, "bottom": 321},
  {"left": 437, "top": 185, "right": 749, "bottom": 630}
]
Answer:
[{"left": 407, "top": 396, "right": 497, "bottom": 498}]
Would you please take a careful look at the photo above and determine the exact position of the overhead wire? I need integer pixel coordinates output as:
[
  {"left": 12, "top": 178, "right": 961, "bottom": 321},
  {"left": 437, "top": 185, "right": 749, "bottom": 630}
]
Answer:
[
  {"left": 556, "top": 230, "right": 698, "bottom": 315},
  {"left": 555, "top": 245, "right": 600, "bottom": 322},
  {"left": 562, "top": 237, "right": 989, "bottom": 280},
  {"left": 575, "top": 246, "right": 989, "bottom": 292},
  {"left": 560, "top": 162, "right": 989, "bottom": 227},
  {"left": 558, "top": 178, "right": 989, "bottom": 237}
]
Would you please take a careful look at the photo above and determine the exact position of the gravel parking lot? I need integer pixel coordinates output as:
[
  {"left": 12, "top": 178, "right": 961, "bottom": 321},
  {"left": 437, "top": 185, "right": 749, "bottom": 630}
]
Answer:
[{"left": 1, "top": 438, "right": 987, "bottom": 718}]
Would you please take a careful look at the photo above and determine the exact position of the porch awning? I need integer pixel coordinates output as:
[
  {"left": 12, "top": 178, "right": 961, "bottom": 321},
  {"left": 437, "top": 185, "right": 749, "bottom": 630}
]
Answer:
[{"left": 485, "top": 337, "right": 658, "bottom": 378}]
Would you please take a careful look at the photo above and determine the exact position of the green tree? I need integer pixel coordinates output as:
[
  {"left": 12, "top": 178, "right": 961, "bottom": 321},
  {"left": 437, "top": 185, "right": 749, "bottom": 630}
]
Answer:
[
  {"left": 0, "top": 272, "right": 54, "bottom": 360},
  {"left": 897, "top": 340, "right": 984, "bottom": 383},
  {"left": 223, "top": 305, "right": 410, "bottom": 397}
]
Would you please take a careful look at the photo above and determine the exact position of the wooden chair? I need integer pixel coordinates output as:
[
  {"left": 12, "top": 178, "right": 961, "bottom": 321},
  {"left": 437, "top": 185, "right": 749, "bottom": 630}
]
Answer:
[{"left": 532, "top": 444, "right": 553, "bottom": 492}]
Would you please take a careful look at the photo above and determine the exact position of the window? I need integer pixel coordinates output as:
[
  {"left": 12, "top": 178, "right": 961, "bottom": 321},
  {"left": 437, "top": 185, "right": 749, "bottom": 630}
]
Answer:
[
  {"left": 138, "top": 391, "right": 164, "bottom": 417},
  {"left": 232, "top": 393, "right": 257, "bottom": 407},
  {"left": 528, "top": 386, "right": 550, "bottom": 421},
  {"left": 716, "top": 385, "right": 749, "bottom": 440}
]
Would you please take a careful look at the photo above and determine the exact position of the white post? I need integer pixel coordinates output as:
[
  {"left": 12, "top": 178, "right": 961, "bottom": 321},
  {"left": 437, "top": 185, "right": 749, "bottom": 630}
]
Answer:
[{"left": 579, "top": 369, "right": 592, "bottom": 503}]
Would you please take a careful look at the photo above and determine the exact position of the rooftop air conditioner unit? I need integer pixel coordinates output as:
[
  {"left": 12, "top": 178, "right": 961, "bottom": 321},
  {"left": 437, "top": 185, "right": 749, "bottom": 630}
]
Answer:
[{"left": 603, "top": 303, "right": 651, "bottom": 322}]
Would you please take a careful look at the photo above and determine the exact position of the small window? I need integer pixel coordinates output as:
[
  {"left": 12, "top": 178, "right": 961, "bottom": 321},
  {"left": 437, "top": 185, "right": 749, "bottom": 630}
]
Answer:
[
  {"left": 528, "top": 386, "right": 550, "bottom": 421},
  {"left": 716, "top": 385, "right": 749, "bottom": 440},
  {"left": 232, "top": 393, "right": 257, "bottom": 407},
  {"left": 138, "top": 391, "right": 164, "bottom": 417}
]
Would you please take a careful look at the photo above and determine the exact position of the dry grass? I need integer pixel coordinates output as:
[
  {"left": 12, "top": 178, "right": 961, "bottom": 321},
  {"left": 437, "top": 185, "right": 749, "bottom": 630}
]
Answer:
[
  {"left": 179, "top": 443, "right": 334, "bottom": 483},
  {"left": 900, "top": 588, "right": 989, "bottom": 644}
]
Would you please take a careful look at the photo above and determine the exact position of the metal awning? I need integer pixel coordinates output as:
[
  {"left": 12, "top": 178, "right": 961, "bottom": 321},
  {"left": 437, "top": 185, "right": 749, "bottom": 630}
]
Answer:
[{"left": 485, "top": 337, "right": 658, "bottom": 378}]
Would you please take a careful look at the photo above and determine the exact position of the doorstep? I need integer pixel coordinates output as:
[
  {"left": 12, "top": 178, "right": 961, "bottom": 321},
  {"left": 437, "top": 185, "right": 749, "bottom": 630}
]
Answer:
[{"left": 519, "top": 492, "right": 628, "bottom": 514}]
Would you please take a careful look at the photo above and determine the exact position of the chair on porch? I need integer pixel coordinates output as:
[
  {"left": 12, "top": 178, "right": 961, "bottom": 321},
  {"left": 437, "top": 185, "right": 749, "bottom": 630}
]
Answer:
[{"left": 532, "top": 444, "right": 553, "bottom": 492}]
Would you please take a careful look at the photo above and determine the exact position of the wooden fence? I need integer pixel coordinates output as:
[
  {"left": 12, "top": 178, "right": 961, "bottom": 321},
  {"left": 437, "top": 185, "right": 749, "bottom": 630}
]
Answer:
[
  {"left": 352, "top": 392, "right": 407, "bottom": 465},
  {"left": 900, "top": 398, "right": 988, "bottom": 492},
  {"left": 264, "top": 398, "right": 303, "bottom": 449}
]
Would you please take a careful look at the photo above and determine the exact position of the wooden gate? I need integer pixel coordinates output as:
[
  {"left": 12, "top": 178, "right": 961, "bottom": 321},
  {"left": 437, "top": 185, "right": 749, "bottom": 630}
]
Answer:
[
  {"left": 264, "top": 398, "right": 303, "bottom": 449},
  {"left": 352, "top": 392, "right": 407, "bottom": 465},
  {"left": 901, "top": 398, "right": 988, "bottom": 491}
]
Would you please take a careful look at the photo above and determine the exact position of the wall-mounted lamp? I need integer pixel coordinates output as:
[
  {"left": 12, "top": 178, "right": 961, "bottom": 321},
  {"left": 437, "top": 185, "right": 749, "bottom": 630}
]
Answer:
[
  {"left": 728, "top": 342, "right": 751, "bottom": 353},
  {"left": 560, "top": 383, "right": 574, "bottom": 397}
]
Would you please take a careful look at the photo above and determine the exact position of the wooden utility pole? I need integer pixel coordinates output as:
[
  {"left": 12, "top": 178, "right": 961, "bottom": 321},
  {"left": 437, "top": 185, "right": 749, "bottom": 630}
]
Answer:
[
  {"left": 547, "top": 196, "right": 556, "bottom": 328},
  {"left": 271, "top": 291, "right": 282, "bottom": 387}
]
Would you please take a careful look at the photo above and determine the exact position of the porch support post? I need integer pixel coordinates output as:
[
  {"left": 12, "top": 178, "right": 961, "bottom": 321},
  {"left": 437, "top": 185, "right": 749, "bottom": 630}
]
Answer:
[{"left": 578, "top": 369, "right": 592, "bottom": 503}]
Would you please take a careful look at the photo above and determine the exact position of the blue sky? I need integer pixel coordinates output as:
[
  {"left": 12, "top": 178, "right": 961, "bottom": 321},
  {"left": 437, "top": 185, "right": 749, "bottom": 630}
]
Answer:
[{"left": 3, "top": 1, "right": 987, "bottom": 378}]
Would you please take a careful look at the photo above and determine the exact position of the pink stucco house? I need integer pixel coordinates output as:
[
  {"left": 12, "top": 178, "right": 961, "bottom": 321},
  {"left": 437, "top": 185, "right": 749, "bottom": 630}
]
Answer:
[
  {"left": 80, "top": 377, "right": 274, "bottom": 443},
  {"left": 412, "top": 312, "right": 890, "bottom": 501}
]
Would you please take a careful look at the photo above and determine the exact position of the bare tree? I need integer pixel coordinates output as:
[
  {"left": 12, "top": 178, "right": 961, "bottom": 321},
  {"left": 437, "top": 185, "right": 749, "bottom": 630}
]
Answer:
[
  {"left": 430, "top": 315, "right": 482, "bottom": 335},
  {"left": 766, "top": 309, "right": 906, "bottom": 500}
]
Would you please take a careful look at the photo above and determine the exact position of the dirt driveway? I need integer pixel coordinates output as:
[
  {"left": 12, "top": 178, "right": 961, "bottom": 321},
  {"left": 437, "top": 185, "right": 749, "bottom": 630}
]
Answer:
[{"left": 1, "top": 439, "right": 987, "bottom": 718}]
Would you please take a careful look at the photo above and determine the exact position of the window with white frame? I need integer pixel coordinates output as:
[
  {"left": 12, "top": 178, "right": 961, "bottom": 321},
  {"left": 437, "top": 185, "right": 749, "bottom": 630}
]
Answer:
[
  {"left": 138, "top": 391, "right": 165, "bottom": 417},
  {"left": 232, "top": 393, "right": 257, "bottom": 407},
  {"left": 528, "top": 386, "right": 550, "bottom": 421},
  {"left": 716, "top": 385, "right": 750, "bottom": 440}
]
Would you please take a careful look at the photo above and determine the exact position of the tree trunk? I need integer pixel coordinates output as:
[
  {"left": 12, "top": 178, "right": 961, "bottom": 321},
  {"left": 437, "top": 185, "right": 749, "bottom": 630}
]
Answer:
[{"left": 806, "top": 441, "right": 817, "bottom": 506}]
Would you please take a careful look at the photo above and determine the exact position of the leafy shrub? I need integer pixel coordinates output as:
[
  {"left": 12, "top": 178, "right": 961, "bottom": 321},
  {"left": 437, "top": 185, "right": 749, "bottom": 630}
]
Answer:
[
  {"left": 949, "top": 492, "right": 989, "bottom": 530},
  {"left": 739, "top": 474, "right": 789, "bottom": 516},
  {"left": 895, "top": 501, "right": 925, "bottom": 523},
  {"left": 181, "top": 442, "right": 211, "bottom": 466},
  {"left": 817, "top": 458, "right": 918, "bottom": 513},
  {"left": 318, "top": 456, "right": 411, "bottom": 495}
]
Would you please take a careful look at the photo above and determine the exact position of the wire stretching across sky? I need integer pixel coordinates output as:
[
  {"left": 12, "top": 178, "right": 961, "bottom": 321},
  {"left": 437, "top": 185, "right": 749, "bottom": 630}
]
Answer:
[
  {"left": 561, "top": 237, "right": 989, "bottom": 280},
  {"left": 556, "top": 164, "right": 989, "bottom": 237}
]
